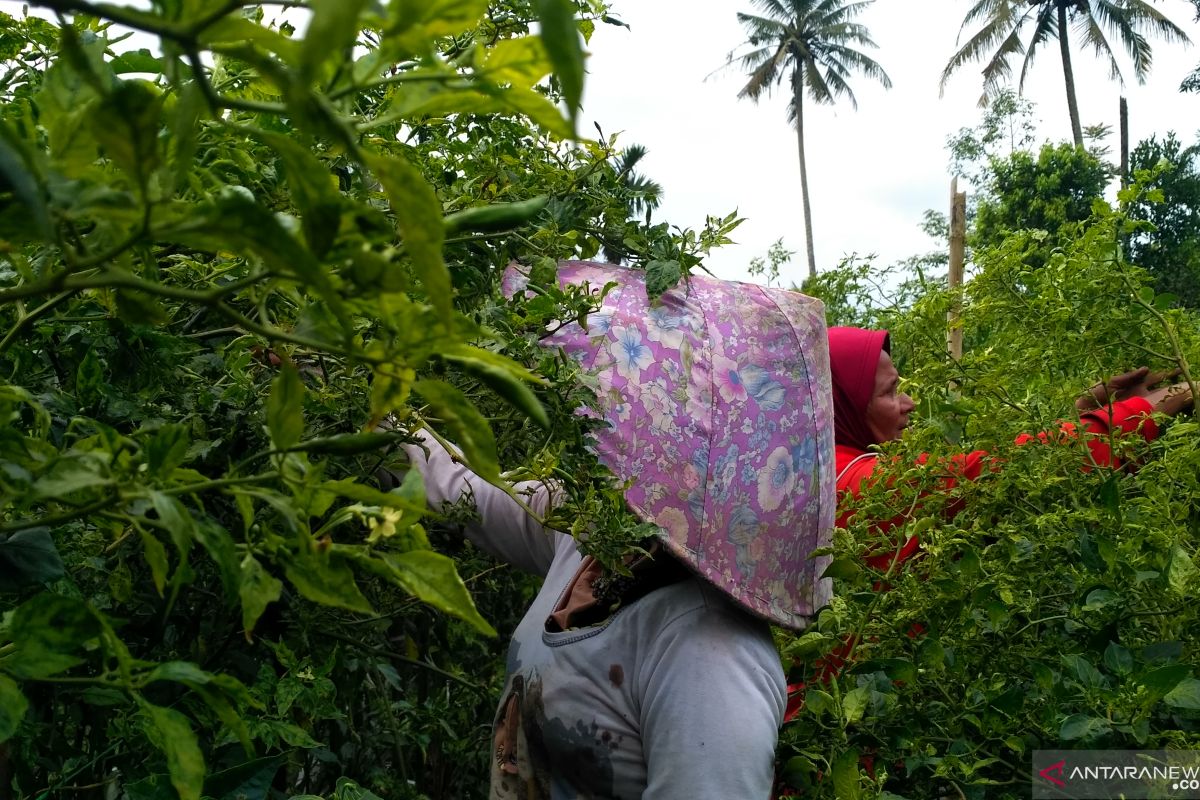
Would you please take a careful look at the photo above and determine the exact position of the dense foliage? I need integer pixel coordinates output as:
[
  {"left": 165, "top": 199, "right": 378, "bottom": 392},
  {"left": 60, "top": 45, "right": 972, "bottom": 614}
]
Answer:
[
  {"left": 1, "top": 2, "right": 1198, "bottom": 800},
  {"left": 1127, "top": 132, "right": 1200, "bottom": 308},
  {"left": 782, "top": 198, "right": 1200, "bottom": 799},
  {"left": 0, "top": 2, "right": 747, "bottom": 798}
]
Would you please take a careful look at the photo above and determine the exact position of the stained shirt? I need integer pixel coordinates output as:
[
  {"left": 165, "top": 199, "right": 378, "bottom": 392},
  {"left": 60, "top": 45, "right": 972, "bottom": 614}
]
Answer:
[{"left": 406, "top": 434, "right": 786, "bottom": 800}]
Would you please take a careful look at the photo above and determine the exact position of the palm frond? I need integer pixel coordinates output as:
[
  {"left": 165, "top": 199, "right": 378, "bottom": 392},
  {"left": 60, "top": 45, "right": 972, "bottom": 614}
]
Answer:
[
  {"left": 1077, "top": 3, "right": 1129, "bottom": 81},
  {"left": 941, "top": 5, "right": 1030, "bottom": 92},
  {"left": 1017, "top": 5, "right": 1057, "bottom": 91}
]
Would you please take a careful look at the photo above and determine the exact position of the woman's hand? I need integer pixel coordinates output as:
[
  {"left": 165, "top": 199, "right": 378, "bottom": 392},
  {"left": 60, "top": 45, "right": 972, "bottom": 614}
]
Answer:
[
  {"left": 1076, "top": 367, "right": 1182, "bottom": 411},
  {"left": 1145, "top": 382, "right": 1195, "bottom": 417}
]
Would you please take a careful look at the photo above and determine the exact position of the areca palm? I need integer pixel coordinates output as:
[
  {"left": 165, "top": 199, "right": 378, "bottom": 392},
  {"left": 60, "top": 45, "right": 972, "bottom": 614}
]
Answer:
[
  {"left": 941, "top": 0, "right": 1190, "bottom": 149},
  {"left": 731, "top": 0, "right": 891, "bottom": 279}
]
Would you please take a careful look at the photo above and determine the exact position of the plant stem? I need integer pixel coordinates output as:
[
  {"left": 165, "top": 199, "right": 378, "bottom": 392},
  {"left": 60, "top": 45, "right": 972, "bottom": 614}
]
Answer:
[{"left": 0, "top": 495, "right": 120, "bottom": 534}]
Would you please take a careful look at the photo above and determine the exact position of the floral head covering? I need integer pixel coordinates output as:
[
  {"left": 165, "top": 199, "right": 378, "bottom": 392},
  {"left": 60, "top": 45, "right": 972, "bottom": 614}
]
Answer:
[{"left": 503, "top": 261, "right": 835, "bottom": 630}]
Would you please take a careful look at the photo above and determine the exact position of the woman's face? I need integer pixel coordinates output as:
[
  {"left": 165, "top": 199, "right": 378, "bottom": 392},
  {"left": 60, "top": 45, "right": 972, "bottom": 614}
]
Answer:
[{"left": 865, "top": 351, "right": 914, "bottom": 444}]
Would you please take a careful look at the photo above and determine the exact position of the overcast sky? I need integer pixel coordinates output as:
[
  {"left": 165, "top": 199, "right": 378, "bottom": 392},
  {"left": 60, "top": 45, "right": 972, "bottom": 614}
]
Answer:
[{"left": 580, "top": 0, "right": 1200, "bottom": 286}]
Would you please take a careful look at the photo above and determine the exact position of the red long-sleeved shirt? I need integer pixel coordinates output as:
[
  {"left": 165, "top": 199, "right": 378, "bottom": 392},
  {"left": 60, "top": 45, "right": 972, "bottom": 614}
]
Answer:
[
  {"left": 834, "top": 396, "right": 1158, "bottom": 572},
  {"left": 783, "top": 397, "right": 1159, "bottom": 721}
]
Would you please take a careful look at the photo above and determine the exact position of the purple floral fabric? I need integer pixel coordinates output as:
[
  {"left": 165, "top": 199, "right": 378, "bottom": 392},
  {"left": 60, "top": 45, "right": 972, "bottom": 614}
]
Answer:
[{"left": 503, "top": 261, "right": 834, "bottom": 630}]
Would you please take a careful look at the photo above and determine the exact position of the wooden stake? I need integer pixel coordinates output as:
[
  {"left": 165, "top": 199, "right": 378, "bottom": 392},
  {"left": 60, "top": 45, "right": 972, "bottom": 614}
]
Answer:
[
  {"left": 948, "top": 177, "right": 967, "bottom": 361},
  {"left": 1120, "top": 96, "right": 1129, "bottom": 189}
]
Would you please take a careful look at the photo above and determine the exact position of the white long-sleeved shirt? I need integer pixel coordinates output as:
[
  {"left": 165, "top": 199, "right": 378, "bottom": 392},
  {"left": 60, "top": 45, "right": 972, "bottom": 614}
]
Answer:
[{"left": 405, "top": 434, "right": 786, "bottom": 800}]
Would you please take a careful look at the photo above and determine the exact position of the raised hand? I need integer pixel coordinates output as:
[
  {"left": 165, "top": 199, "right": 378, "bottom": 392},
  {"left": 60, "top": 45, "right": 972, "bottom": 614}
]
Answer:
[
  {"left": 1076, "top": 367, "right": 1182, "bottom": 411},
  {"left": 1145, "top": 382, "right": 1195, "bottom": 417}
]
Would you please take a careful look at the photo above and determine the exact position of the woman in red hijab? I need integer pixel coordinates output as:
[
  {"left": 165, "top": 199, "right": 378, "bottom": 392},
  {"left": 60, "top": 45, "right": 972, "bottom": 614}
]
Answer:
[{"left": 825, "top": 326, "right": 1193, "bottom": 573}]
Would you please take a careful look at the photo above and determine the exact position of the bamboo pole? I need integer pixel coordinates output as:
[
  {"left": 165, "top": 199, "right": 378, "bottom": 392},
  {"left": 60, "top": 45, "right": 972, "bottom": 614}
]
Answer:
[
  {"left": 947, "top": 177, "right": 967, "bottom": 361},
  {"left": 1120, "top": 96, "right": 1129, "bottom": 189}
]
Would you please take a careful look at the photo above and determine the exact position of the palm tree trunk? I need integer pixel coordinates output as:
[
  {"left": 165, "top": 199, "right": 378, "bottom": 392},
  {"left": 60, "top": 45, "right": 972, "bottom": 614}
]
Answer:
[
  {"left": 793, "top": 73, "right": 817, "bottom": 279},
  {"left": 1057, "top": 1, "right": 1084, "bottom": 148}
]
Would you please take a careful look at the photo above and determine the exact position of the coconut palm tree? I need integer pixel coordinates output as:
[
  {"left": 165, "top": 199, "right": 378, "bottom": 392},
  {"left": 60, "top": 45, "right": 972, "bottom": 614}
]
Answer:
[
  {"left": 941, "top": 0, "right": 1190, "bottom": 149},
  {"left": 731, "top": 0, "right": 891, "bottom": 279}
]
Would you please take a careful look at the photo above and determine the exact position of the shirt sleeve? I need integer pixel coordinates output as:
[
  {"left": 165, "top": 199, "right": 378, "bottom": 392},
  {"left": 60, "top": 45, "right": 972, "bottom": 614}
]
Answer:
[
  {"left": 1012, "top": 397, "right": 1158, "bottom": 468},
  {"left": 402, "top": 430, "right": 564, "bottom": 577},
  {"left": 638, "top": 602, "right": 785, "bottom": 800}
]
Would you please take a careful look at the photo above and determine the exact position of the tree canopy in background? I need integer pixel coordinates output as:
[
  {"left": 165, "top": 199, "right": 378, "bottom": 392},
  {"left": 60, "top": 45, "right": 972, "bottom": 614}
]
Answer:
[
  {"left": 729, "top": 0, "right": 892, "bottom": 280},
  {"left": 941, "top": 0, "right": 1191, "bottom": 148}
]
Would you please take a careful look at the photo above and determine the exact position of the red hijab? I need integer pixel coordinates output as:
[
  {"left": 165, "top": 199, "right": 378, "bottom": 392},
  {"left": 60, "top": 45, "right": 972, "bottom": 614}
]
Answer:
[{"left": 827, "top": 327, "right": 890, "bottom": 452}]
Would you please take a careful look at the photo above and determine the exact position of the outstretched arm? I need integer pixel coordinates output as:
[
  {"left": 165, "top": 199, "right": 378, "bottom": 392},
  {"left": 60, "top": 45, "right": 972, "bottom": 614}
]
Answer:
[{"left": 402, "top": 430, "right": 563, "bottom": 577}]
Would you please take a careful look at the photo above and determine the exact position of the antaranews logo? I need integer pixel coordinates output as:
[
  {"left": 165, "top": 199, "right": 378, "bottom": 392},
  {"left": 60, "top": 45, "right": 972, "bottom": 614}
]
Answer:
[
  {"left": 1033, "top": 751, "right": 1200, "bottom": 799},
  {"left": 1039, "top": 759, "right": 1066, "bottom": 788}
]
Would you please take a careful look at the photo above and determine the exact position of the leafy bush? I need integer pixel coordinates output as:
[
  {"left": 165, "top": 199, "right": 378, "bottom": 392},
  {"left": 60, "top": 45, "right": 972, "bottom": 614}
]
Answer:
[
  {"left": 782, "top": 203, "right": 1200, "bottom": 799},
  {"left": 0, "top": 2, "right": 745, "bottom": 798}
]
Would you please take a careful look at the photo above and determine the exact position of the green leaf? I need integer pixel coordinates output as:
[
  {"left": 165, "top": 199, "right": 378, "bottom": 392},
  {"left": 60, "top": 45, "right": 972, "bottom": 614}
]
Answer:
[
  {"left": 877, "top": 658, "right": 917, "bottom": 683},
  {"left": 821, "top": 558, "right": 861, "bottom": 581},
  {"left": 75, "top": 347, "right": 106, "bottom": 408},
  {"left": 256, "top": 719, "right": 321, "bottom": 748},
  {"left": 5, "top": 593, "right": 101, "bottom": 679},
  {"left": 381, "top": 85, "right": 572, "bottom": 139},
  {"left": 918, "top": 638, "right": 945, "bottom": 669},
  {"left": 141, "top": 529, "right": 170, "bottom": 596},
  {"left": 1164, "top": 678, "right": 1200, "bottom": 710},
  {"left": 1140, "top": 664, "right": 1189, "bottom": 698},
  {"left": 200, "top": 16, "right": 301, "bottom": 62},
  {"left": 0, "top": 674, "right": 29, "bottom": 743},
  {"left": 268, "top": 363, "right": 305, "bottom": 450},
  {"left": 239, "top": 555, "right": 283, "bottom": 637},
  {"left": 32, "top": 454, "right": 113, "bottom": 499},
  {"left": 0, "top": 528, "right": 65, "bottom": 592},
  {"left": 831, "top": 748, "right": 862, "bottom": 800},
  {"left": 1168, "top": 544, "right": 1198, "bottom": 595},
  {"left": 1143, "top": 641, "right": 1183, "bottom": 665},
  {"left": 145, "top": 423, "right": 190, "bottom": 477},
  {"left": 481, "top": 36, "right": 551, "bottom": 89},
  {"left": 139, "top": 700, "right": 206, "bottom": 800},
  {"left": 381, "top": 550, "right": 495, "bottom": 636},
  {"left": 645, "top": 259, "right": 682, "bottom": 299},
  {"left": 300, "top": 0, "right": 368, "bottom": 81},
  {"left": 203, "top": 756, "right": 285, "bottom": 800},
  {"left": 413, "top": 379, "right": 500, "bottom": 482},
  {"left": 284, "top": 551, "right": 374, "bottom": 614},
  {"left": 804, "top": 688, "right": 834, "bottom": 717},
  {"left": 1059, "top": 714, "right": 1110, "bottom": 741},
  {"left": 364, "top": 150, "right": 451, "bottom": 321},
  {"left": 194, "top": 520, "right": 240, "bottom": 600},
  {"left": 332, "top": 778, "right": 387, "bottom": 800},
  {"left": 385, "top": 0, "right": 488, "bottom": 48},
  {"left": 443, "top": 346, "right": 550, "bottom": 429},
  {"left": 109, "top": 49, "right": 165, "bottom": 75},
  {"left": 252, "top": 130, "right": 342, "bottom": 258},
  {"left": 321, "top": 478, "right": 428, "bottom": 515},
  {"left": 842, "top": 686, "right": 870, "bottom": 724},
  {"left": 533, "top": 0, "right": 584, "bottom": 130},
  {"left": 150, "top": 491, "right": 197, "bottom": 556},
  {"left": 89, "top": 80, "right": 164, "bottom": 184},
  {"left": 1062, "top": 654, "right": 1104, "bottom": 688},
  {"left": 1103, "top": 642, "right": 1133, "bottom": 676},
  {"left": 148, "top": 661, "right": 214, "bottom": 687},
  {"left": 0, "top": 122, "right": 52, "bottom": 242}
]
